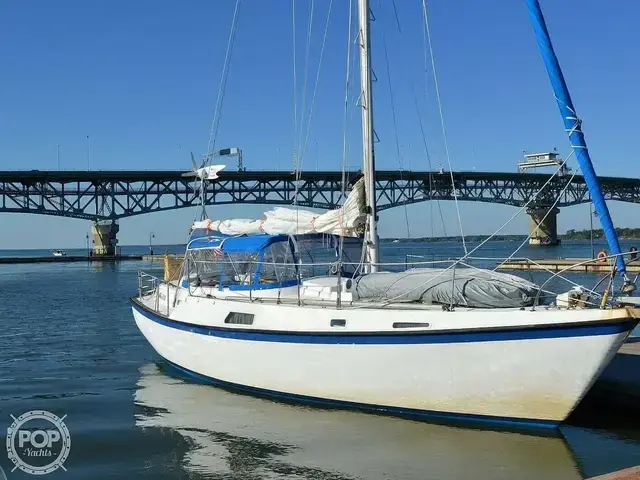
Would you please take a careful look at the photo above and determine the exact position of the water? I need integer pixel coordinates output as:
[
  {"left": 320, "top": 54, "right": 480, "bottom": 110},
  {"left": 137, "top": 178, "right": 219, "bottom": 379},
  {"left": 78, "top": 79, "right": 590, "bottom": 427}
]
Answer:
[
  {"left": 0, "top": 244, "right": 186, "bottom": 258},
  {"left": 1, "top": 240, "right": 639, "bottom": 479}
]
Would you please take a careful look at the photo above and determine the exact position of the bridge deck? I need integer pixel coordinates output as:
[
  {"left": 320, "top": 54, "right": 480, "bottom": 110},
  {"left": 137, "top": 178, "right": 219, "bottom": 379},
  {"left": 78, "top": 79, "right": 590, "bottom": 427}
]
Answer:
[
  {"left": 2, "top": 169, "right": 639, "bottom": 185},
  {"left": 1, "top": 170, "right": 639, "bottom": 221}
]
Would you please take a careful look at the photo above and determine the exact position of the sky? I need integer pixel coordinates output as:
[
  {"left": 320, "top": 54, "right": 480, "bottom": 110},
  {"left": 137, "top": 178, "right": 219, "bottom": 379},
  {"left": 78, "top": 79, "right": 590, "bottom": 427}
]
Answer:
[{"left": 1, "top": 0, "right": 639, "bottom": 249}]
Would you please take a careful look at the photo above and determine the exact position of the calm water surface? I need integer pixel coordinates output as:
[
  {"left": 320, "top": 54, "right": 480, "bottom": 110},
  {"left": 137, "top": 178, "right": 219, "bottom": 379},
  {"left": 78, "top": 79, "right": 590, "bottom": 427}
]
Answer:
[{"left": 1, "top": 240, "right": 639, "bottom": 479}]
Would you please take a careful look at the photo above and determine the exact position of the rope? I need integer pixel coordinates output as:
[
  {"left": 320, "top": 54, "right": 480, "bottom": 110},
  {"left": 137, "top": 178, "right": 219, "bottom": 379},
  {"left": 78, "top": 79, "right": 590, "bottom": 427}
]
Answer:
[
  {"left": 206, "top": 0, "right": 241, "bottom": 157},
  {"left": 421, "top": 0, "right": 466, "bottom": 253}
]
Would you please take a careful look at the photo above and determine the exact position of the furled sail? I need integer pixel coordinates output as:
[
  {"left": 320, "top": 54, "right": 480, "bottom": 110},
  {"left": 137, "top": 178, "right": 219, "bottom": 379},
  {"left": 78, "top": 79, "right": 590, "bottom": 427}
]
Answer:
[
  {"left": 191, "top": 178, "right": 366, "bottom": 237},
  {"left": 352, "top": 268, "right": 544, "bottom": 308}
]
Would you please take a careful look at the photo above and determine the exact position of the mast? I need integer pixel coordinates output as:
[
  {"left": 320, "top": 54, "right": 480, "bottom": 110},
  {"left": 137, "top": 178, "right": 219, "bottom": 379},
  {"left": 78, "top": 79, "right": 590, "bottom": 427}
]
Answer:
[
  {"left": 525, "top": 0, "right": 630, "bottom": 285},
  {"left": 357, "top": 0, "right": 379, "bottom": 272}
]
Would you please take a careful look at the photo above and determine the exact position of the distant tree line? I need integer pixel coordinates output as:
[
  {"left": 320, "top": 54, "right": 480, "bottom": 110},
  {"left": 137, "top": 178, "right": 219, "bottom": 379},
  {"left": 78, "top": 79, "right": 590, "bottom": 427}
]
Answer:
[
  {"left": 384, "top": 235, "right": 526, "bottom": 243},
  {"left": 383, "top": 228, "right": 640, "bottom": 243},
  {"left": 563, "top": 228, "right": 640, "bottom": 240}
]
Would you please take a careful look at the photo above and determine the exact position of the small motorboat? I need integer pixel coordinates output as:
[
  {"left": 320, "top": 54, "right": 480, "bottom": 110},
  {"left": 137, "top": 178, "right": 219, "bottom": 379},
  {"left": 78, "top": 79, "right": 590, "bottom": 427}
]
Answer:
[{"left": 52, "top": 250, "right": 66, "bottom": 257}]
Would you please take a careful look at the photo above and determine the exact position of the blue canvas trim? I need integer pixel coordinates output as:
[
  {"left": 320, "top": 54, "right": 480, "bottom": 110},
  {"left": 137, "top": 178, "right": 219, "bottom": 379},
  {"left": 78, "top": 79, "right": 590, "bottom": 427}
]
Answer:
[
  {"left": 187, "top": 233, "right": 292, "bottom": 254},
  {"left": 160, "top": 358, "right": 559, "bottom": 431},
  {"left": 131, "top": 299, "right": 636, "bottom": 345}
]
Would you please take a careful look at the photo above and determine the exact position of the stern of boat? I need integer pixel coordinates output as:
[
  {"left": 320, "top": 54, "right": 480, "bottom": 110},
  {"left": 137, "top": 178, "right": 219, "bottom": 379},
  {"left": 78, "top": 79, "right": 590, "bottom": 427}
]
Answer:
[{"left": 134, "top": 271, "right": 178, "bottom": 317}]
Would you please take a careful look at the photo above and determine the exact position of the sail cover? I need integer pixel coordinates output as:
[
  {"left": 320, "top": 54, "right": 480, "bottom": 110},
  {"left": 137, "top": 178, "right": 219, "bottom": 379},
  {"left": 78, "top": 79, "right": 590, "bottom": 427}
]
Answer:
[
  {"left": 191, "top": 178, "right": 366, "bottom": 237},
  {"left": 352, "top": 268, "right": 542, "bottom": 308}
]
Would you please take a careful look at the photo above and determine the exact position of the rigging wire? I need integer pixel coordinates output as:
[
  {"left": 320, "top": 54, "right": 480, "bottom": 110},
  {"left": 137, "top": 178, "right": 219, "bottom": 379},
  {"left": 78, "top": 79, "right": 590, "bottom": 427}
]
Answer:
[
  {"left": 292, "top": 0, "right": 299, "bottom": 171},
  {"left": 360, "top": 151, "right": 584, "bottom": 308},
  {"left": 206, "top": 0, "right": 241, "bottom": 158},
  {"left": 194, "top": 0, "right": 241, "bottom": 226},
  {"left": 456, "top": 150, "right": 576, "bottom": 262},
  {"left": 418, "top": 0, "right": 434, "bottom": 239},
  {"left": 391, "top": 0, "right": 447, "bottom": 238},
  {"left": 292, "top": 0, "right": 334, "bottom": 231},
  {"left": 421, "top": 0, "right": 467, "bottom": 253},
  {"left": 411, "top": 91, "right": 447, "bottom": 237},
  {"left": 297, "top": 0, "right": 316, "bottom": 170},
  {"left": 497, "top": 161, "right": 582, "bottom": 270},
  {"left": 339, "top": 0, "right": 355, "bottom": 257},
  {"left": 378, "top": 0, "right": 411, "bottom": 239},
  {"left": 298, "top": 0, "right": 335, "bottom": 167}
]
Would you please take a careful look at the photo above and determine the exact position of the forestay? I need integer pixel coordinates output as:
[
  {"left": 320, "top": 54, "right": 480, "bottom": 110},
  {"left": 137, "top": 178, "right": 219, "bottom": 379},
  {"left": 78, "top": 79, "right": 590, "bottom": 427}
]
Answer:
[
  {"left": 191, "top": 179, "right": 366, "bottom": 237},
  {"left": 352, "top": 268, "right": 543, "bottom": 308}
]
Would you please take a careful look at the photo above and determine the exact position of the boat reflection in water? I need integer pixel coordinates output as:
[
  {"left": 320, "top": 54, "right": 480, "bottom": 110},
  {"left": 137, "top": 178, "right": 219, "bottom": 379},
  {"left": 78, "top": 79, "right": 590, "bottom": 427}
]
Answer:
[{"left": 134, "top": 363, "right": 584, "bottom": 480}]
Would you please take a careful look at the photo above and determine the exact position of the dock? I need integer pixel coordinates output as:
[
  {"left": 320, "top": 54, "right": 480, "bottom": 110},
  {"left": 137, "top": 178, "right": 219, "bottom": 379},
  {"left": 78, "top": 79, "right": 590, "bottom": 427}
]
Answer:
[
  {"left": 141, "top": 254, "right": 182, "bottom": 261},
  {"left": 574, "top": 337, "right": 640, "bottom": 433},
  {"left": 0, "top": 254, "right": 143, "bottom": 264},
  {"left": 619, "top": 339, "right": 640, "bottom": 356},
  {"left": 587, "top": 466, "right": 640, "bottom": 479},
  {"left": 496, "top": 258, "right": 640, "bottom": 273},
  {"left": 0, "top": 253, "right": 183, "bottom": 266}
]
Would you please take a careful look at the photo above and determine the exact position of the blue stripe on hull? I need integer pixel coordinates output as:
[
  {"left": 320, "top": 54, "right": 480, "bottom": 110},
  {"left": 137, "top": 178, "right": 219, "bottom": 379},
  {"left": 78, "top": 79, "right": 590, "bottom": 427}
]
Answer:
[
  {"left": 131, "top": 300, "right": 636, "bottom": 345},
  {"left": 159, "top": 358, "right": 560, "bottom": 432}
]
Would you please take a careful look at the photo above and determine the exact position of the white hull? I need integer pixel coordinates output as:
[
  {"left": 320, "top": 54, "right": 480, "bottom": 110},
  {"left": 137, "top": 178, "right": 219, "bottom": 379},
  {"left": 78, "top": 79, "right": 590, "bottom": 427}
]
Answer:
[{"left": 132, "top": 284, "right": 637, "bottom": 428}]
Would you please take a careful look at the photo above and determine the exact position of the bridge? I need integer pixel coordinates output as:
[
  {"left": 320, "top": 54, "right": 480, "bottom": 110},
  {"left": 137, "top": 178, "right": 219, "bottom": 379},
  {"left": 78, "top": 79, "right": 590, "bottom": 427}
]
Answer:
[{"left": 2, "top": 169, "right": 639, "bottom": 254}]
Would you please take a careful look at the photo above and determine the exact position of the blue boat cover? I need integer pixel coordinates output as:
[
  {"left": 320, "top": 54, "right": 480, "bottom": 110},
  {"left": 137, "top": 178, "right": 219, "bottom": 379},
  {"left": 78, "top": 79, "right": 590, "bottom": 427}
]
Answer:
[{"left": 187, "top": 232, "right": 291, "bottom": 253}]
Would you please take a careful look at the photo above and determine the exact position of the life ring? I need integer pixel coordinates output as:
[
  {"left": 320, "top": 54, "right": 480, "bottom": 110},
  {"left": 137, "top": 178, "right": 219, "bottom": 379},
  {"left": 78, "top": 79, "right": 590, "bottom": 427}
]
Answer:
[{"left": 597, "top": 250, "right": 607, "bottom": 263}]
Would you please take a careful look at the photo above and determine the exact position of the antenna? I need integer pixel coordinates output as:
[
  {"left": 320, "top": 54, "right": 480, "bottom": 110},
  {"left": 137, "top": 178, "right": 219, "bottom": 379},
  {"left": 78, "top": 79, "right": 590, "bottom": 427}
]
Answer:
[{"left": 216, "top": 147, "right": 244, "bottom": 171}]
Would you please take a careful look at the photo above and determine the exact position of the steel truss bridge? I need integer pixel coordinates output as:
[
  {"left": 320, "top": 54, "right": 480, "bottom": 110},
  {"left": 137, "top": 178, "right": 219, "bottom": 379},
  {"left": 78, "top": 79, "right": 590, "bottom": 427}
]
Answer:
[{"left": 1, "top": 170, "right": 639, "bottom": 221}]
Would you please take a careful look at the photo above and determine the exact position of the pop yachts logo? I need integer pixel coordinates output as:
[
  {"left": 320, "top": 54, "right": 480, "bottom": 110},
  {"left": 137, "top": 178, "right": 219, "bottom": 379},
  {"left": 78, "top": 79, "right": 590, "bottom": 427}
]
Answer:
[{"left": 6, "top": 410, "right": 71, "bottom": 475}]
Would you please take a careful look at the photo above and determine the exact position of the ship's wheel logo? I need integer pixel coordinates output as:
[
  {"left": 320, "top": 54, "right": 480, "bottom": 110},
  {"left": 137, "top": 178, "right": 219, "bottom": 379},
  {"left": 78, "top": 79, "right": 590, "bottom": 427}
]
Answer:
[{"left": 6, "top": 410, "right": 71, "bottom": 475}]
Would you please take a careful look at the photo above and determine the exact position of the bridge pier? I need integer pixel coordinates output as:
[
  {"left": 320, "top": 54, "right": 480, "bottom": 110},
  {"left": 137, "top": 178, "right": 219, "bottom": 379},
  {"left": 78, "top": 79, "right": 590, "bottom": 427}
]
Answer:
[
  {"left": 527, "top": 206, "right": 560, "bottom": 246},
  {"left": 91, "top": 220, "right": 119, "bottom": 256}
]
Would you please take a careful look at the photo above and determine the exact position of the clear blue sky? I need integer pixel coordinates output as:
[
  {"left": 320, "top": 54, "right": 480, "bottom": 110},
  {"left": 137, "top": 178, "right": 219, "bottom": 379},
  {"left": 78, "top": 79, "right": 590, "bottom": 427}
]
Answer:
[{"left": 1, "top": 0, "right": 639, "bottom": 249}]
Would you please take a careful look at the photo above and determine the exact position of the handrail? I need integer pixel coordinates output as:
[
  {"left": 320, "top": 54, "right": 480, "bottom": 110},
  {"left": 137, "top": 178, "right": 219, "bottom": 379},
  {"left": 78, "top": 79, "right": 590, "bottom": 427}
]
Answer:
[
  {"left": 138, "top": 271, "right": 160, "bottom": 298},
  {"left": 532, "top": 251, "right": 631, "bottom": 309},
  {"left": 137, "top": 271, "right": 173, "bottom": 315},
  {"left": 138, "top": 250, "right": 637, "bottom": 312}
]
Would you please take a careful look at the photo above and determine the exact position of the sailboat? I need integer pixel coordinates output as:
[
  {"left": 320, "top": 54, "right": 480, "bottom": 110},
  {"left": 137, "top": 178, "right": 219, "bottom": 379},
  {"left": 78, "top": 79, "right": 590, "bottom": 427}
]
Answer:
[{"left": 132, "top": 0, "right": 639, "bottom": 429}]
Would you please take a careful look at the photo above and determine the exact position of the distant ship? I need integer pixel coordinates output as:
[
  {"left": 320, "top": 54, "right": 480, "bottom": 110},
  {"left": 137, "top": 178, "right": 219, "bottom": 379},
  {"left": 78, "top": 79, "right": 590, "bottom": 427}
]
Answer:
[{"left": 52, "top": 250, "right": 66, "bottom": 257}]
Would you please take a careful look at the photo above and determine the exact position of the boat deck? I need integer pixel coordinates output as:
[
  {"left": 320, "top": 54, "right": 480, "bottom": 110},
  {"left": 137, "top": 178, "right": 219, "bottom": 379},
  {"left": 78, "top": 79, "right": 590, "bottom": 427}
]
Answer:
[{"left": 0, "top": 254, "right": 142, "bottom": 264}]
